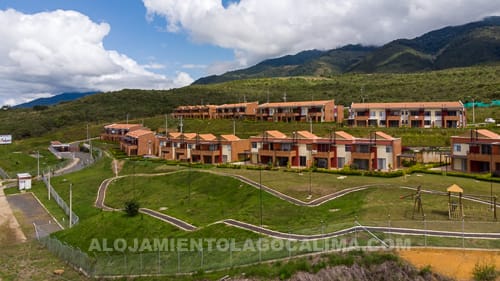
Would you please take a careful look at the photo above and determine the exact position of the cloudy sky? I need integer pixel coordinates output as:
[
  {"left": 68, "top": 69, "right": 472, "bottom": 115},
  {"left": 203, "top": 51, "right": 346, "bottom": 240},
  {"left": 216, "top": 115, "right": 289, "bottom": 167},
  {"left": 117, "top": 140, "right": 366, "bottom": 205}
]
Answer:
[{"left": 0, "top": 0, "right": 499, "bottom": 106}]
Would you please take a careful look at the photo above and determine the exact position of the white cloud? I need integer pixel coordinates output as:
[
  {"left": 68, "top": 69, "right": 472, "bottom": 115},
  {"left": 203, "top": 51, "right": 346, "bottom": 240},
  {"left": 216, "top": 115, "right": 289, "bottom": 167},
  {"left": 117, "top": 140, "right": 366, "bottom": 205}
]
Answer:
[
  {"left": 0, "top": 9, "right": 193, "bottom": 106},
  {"left": 181, "top": 64, "right": 207, "bottom": 69},
  {"left": 143, "top": 0, "right": 500, "bottom": 74}
]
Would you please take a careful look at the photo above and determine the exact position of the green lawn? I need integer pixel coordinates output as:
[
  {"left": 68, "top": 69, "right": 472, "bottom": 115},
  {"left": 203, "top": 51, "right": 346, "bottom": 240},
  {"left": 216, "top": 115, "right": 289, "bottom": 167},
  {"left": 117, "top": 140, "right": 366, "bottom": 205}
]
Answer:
[
  {"left": 218, "top": 167, "right": 500, "bottom": 200},
  {"left": 104, "top": 171, "right": 498, "bottom": 235},
  {"left": 0, "top": 141, "right": 66, "bottom": 178}
]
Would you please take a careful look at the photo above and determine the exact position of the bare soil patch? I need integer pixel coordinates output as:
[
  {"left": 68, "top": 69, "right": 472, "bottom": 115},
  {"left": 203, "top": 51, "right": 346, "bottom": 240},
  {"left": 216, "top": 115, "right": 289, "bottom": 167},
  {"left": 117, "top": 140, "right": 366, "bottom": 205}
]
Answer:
[{"left": 399, "top": 248, "right": 500, "bottom": 281}]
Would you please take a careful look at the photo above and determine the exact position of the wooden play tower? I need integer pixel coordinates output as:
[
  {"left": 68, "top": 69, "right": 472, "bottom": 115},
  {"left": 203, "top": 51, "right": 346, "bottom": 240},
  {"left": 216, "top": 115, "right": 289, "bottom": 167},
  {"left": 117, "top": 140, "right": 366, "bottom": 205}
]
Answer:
[{"left": 447, "top": 184, "right": 464, "bottom": 220}]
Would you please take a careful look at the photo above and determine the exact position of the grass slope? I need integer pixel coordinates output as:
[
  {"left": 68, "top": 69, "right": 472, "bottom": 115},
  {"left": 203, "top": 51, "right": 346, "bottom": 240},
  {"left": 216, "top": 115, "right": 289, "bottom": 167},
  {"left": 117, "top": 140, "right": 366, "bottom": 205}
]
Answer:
[{"left": 1, "top": 65, "right": 500, "bottom": 140}]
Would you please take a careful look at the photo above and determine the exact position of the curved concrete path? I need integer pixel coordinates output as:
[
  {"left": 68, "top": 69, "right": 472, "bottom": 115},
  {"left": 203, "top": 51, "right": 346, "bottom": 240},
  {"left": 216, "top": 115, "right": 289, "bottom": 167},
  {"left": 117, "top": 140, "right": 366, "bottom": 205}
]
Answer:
[{"left": 95, "top": 169, "right": 500, "bottom": 241}]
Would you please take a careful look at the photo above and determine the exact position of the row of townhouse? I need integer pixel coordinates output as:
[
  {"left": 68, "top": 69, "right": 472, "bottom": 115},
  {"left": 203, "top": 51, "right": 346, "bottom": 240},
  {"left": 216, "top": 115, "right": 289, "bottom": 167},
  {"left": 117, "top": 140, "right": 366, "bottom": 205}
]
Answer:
[
  {"left": 171, "top": 100, "right": 344, "bottom": 123},
  {"left": 102, "top": 123, "right": 500, "bottom": 175},
  {"left": 101, "top": 123, "right": 402, "bottom": 171},
  {"left": 347, "top": 101, "right": 467, "bottom": 128},
  {"left": 450, "top": 129, "right": 500, "bottom": 174},
  {"left": 249, "top": 130, "right": 401, "bottom": 170}
]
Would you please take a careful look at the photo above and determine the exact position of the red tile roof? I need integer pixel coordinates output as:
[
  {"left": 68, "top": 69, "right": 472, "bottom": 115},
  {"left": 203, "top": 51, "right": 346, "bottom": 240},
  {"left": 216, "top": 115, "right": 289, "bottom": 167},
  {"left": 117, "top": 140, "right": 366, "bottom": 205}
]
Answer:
[
  {"left": 216, "top": 102, "right": 258, "bottom": 109},
  {"left": 198, "top": 133, "right": 217, "bottom": 141},
  {"left": 375, "top": 131, "right": 395, "bottom": 140},
  {"left": 296, "top": 131, "right": 318, "bottom": 139},
  {"left": 220, "top": 134, "right": 241, "bottom": 141},
  {"left": 258, "top": 100, "right": 334, "bottom": 108},
  {"left": 265, "top": 130, "right": 287, "bottom": 139},
  {"left": 335, "top": 131, "right": 355, "bottom": 140},
  {"left": 476, "top": 129, "right": 500, "bottom": 139},
  {"left": 105, "top": 123, "right": 142, "bottom": 130},
  {"left": 126, "top": 129, "right": 154, "bottom": 138}
]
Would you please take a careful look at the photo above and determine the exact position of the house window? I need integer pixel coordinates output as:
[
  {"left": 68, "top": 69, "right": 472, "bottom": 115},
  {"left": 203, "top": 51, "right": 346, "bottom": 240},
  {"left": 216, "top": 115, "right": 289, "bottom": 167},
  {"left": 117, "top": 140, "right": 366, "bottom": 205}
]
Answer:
[
  {"left": 386, "top": 146, "right": 392, "bottom": 153},
  {"left": 424, "top": 120, "right": 431, "bottom": 126},
  {"left": 300, "top": 156, "right": 307, "bottom": 166},
  {"left": 377, "top": 158, "right": 387, "bottom": 170},
  {"left": 370, "top": 111, "right": 376, "bottom": 117},
  {"left": 454, "top": 144, "right": 461, "bottom": 152},
  {"left": 345, "top": 145, "right": 352, "bottom": 152},
  {"left": 251, "top": 142, "right": 257, "bottom": 149},
  {"left": 281, "top": 143, "right": 292, "bottom": 151},
  {"left": 410, "top": 111, "right": 419, "bottom": 116},
  {"left": 424, "top": 111, "right": 431, "bottom": 116}
]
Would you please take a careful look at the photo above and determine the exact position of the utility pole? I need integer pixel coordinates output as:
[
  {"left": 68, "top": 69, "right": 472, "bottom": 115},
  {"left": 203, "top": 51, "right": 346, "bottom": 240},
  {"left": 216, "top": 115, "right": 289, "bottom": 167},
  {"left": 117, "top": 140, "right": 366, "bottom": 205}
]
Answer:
[
  {"left": 259, "top": 166, "right": 263, "bottom": 227},
  {"left": 48, "top": 169, "right": 51, "bottom": 200},
  {"left": 87, "top": 123, "right": 93, "bottom": 161},
  {"left": 165, "top": 114, "right": 168, "bottom": 135},
  {"left": 232, "top": 119, "right": 236, "bottom": 135},
  {"left": 179, "top": 117, "right": 184, "bottom": 133},
  {"left": 37, "top": 151, "right": 40, "bottom": 178}
]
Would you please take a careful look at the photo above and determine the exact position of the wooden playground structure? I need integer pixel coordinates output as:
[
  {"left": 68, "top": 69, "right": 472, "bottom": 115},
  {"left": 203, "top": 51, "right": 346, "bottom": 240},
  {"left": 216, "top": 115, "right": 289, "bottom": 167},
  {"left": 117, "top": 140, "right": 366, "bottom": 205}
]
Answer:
[{"left": 401, "top": 184, "right": 497, "bottom": 221}]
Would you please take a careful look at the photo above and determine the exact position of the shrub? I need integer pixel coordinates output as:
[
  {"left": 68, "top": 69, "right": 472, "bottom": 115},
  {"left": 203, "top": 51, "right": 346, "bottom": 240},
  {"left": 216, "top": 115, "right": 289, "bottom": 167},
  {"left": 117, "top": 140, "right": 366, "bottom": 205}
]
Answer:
[
  {"left": 124, "top": 200, "right": 140, "bottom": 217},
  {"left": 472, "top": 262, "right": 497, "bottom": 281}
]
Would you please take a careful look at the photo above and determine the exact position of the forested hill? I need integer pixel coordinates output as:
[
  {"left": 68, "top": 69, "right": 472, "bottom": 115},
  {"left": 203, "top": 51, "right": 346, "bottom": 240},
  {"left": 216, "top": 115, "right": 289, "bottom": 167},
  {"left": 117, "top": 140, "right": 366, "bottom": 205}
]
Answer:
[{"left": 194, "top": 16, "right": 500, "bottom": 84}]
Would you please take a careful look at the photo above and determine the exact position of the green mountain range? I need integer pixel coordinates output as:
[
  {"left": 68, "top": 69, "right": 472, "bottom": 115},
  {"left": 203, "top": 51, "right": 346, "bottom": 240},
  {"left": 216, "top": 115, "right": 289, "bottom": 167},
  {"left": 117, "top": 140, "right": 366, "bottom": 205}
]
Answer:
[{"left": 194, "top": 16, "right": 500, "bottom": 84}]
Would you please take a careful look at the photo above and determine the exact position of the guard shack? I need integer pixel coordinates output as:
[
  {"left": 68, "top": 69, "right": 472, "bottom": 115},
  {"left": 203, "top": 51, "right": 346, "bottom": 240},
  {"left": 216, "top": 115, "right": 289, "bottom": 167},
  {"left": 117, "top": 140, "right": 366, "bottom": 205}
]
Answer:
[
  {"left": 447, "top": 184, "right": 464, "bottom": 220},
  {"left": 17, "top": 173, "right": 32, "bottom": 191}
]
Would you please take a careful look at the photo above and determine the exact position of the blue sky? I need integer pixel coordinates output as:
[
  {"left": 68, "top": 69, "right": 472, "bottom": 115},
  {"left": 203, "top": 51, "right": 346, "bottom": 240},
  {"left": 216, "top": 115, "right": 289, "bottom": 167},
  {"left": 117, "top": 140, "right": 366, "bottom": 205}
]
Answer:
[{"left": 0, "top": 0, "right": 499, "bottom": 106}]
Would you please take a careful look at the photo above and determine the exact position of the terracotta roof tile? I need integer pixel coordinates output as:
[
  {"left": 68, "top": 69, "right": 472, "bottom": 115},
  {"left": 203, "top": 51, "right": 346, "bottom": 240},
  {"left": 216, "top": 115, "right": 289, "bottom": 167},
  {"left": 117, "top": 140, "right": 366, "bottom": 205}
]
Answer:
[
  {"left": 296, "top": 131, "right": 318, "bottom": 139},
  {"left": 375, "top": 131, "right": 395, "bottom": 140},
  {"left": 476, "top": 129, "right": 500, "bottom": 139},
  {"left": 105, "top": 123, "right": 142, "bottom": 130},
  {"left": 335, "top": 131, "right": 355, "bottom": 140},
  {"left": 266, "top": 130, "right": 287, "bottom": 139},
  {"left": 198, "top": 133, "right": 217, "bottom": 141},
  {"left": 126, "top": 129, "right": 154, "bottom": 138},
  {"left": 216, "top": 102, "right": 258, "bottom": 109},
  {"left": 183, "top": 133, "right": 197, "bottom": 140},
  {"left": 220, "top": 134, "right": 241, "bottom": 141},
  {"left": 258, "top": 100, "right": 334, "bottom": 108}
]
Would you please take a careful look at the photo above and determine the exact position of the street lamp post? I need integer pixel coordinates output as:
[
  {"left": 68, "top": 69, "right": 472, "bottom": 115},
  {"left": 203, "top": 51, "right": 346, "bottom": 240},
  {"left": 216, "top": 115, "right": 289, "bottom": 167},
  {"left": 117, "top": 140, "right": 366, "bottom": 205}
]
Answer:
[
  {"left": 69, "top": 183, "right": 73, "bottom": 228},
  {"left": 259, "top": 165, "right": 263, "bottom": 227},
  {"left": 468, "top": 96, "right": 476, "bottom": 124},
  {"left": 37, "top": 151, "right": 40, "bottom": 178}
]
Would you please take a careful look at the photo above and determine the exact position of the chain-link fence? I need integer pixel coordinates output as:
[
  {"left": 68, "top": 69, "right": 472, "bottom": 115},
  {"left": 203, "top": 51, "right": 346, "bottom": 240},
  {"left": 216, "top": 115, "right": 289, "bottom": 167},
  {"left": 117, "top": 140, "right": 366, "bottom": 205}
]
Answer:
[
  {"left": 41, "top": 175, "right": 79, "bottom": 226},
  {"left": 35, "top": 219, "right": 500, "bottom": 278}
]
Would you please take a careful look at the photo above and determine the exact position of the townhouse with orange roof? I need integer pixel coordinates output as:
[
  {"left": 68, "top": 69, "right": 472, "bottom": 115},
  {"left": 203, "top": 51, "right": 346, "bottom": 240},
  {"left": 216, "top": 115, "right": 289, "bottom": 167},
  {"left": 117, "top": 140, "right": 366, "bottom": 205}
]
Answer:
[
  {"left": 249, "top": 130, "right": 401, "bottom": 171},
  {"left": 215, "top": 102, "right": 258, "bottom": 119},
  {"left": 157, "top": 132, "right": 250, "bottom": 164},
  {"left": 171, "top": 105, "right": 216, "bottom": 119},
  {"left": 120, "top": 129, "right": 156, "bottom": 156},
  {"left": 256, "top": 100, "right": 343, "bottom": 122},
  {"left": 348, "top": 101, "right": 466, "bottom": 128},
  {"left": 450, "top": 129, "right": 500, "bottom": 174},
  {"left": 101, "top": 123, "right": 143, "bottom": 142}
]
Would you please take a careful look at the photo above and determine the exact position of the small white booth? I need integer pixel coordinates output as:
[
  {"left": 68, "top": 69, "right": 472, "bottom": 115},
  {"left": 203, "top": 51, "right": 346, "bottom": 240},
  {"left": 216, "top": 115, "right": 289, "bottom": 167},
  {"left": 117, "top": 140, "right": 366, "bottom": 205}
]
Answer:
[{"left": 17, "top": 173, "right": 32, "bottom": 190}]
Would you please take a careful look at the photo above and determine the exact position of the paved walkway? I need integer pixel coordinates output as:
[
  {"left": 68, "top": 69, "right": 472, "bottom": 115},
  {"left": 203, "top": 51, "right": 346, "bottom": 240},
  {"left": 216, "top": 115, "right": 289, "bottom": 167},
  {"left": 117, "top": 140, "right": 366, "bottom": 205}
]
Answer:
[{"left": 94, "top": 170, "right": 500, "bottom": 241}]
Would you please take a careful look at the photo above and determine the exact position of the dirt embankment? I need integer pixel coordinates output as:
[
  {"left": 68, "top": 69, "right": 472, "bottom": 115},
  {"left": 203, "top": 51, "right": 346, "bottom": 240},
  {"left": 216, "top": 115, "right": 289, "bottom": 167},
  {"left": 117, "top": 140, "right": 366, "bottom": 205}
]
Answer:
[
  {"left": 399, "top": 248, "right": 500, "bottom": 281},
  {"left": 288, "top": 261, "right": 453, "bottom": 281}
]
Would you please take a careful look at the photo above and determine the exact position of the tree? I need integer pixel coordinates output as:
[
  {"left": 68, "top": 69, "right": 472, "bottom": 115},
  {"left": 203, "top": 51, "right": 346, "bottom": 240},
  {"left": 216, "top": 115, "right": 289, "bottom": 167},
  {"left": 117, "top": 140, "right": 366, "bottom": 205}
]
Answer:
[{"left": 124, "top": 200, "right": 140, "bottom": 217}]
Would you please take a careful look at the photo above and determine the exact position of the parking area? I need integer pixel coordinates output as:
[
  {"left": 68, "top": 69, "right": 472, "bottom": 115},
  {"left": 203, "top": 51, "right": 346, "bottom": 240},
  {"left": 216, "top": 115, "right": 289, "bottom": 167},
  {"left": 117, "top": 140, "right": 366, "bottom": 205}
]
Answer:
[{"left": 6, "top": 192, "right": 62, "bottom": 238}]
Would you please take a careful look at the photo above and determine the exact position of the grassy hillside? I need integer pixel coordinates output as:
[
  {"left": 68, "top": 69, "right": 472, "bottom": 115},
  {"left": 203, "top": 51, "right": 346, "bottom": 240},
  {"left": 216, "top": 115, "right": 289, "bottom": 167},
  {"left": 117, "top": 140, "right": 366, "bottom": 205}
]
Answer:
[{"left": 0, "top": 65, "right": 499, "bottom": 141}]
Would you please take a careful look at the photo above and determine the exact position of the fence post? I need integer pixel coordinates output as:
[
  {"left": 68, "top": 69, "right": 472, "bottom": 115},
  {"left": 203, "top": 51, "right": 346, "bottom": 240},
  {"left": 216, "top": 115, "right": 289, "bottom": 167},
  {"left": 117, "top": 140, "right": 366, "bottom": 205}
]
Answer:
[
  {"left": 158, "top": 250, "right": 161, "bottom": 274},
  {"left": 423, "top": 215, "right": 427, "bottom": 247},
  {"left": 177, "top": 250, "right": 180, "bottom": 273},
  {"left": 200, "top": 248, "right": 204, "bottom": 269}
]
